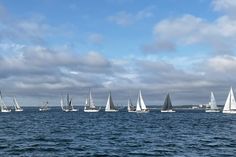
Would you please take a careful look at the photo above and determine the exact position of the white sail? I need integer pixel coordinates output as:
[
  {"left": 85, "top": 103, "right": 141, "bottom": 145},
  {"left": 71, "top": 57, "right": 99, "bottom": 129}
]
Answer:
[
  {"left": 139, "top": 90, "right": 147, "bottom": 110},
  {"left": 105, "top": 92, "right": 117, "bottom": 112},
  {"left": 13, "top": 97, "right": 23, "bottom": 111},
  {"left": 128, "top": 99, "right": 131, "bottom": 111},
  {"left": 209, "top": 92, "right": 218, "bottom": 110},
  {"left": 84, "top": 90, "right": 100, "bottom": 112},
  {"left": 223, "top": 88, "right": 236, "bottom": 112},
  {"left": 230, "top": 88, "right": 236, "bottom": 110},
  {"left": 136, "top": 94, "right": 141, "bottom": 111},
  {"left": 0, "top": 92, "right": 11, "bottom": 112},
  {"left": 105, "top": 93, "right": 111, "bottom": 111},
  {"left": 85, "top": 98, "right": 88, "bottom": 107},
  {"left": 60, "top": 97, "right": 64, "bottom": 110},
  {"left": 89, "top": 90, "right": 96, "bottom": 108}
]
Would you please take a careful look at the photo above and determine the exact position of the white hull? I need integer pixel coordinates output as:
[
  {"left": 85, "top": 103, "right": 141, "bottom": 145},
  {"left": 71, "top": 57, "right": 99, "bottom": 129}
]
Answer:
[
  {"left": 15, "top": 108, "right": 23, "bottom": 112},
  {"left": 205, "top": 109, "right": 220, "bottom": 113},
  {"left": 161, "top": 110, "right": 176, "bottom": 113},
  {"left": 1, "top": 109, "right": 11, "bottom": 113},
  {"left": 84, "top": 109, "right": 99, "bottom": 112},
  {"left": 105, "top": 109, "right": 118, "bottom": 112},
  {"left": 62, "top": 109, "right": 78, "bottom": 112},
  {"left": 39, "top": 108, "right": 50, "bottom": 111},
  {"left": 128, "top": 110, "right": 136, "bottom": 112},
  {"left": 136, "top": 109, "right": 150, "bottom": 113},
  {"left": 223, "top": 110, "right": 236, "bottom": 114}
]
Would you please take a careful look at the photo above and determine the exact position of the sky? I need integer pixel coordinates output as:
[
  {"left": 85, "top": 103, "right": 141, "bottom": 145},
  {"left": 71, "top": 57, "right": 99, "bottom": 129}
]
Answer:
[{"left": 0, "top": 0, "right": 236, "bottom": 106}]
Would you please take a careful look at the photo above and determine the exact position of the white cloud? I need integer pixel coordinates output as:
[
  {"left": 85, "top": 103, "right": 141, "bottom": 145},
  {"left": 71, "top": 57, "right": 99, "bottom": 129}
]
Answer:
[
  {"left": 212, "top": 0, "right": 236, "bottom": 15},
  {"left": 207, "top": 55, "right": 236, "bottom": 72},
  {"left": 108, "top": 8, "right": 153, "bottom": 26},
  {"left": 88, "top": 33, "right": 104, "bottom": 44},
  {"left": 143, "top": 13, "right": 236, "bottom": 54}
]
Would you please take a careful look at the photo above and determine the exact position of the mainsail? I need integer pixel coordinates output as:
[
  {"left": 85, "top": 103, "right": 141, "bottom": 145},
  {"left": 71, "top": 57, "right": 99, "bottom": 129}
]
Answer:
[
  {"left": 84, "top": 89, "right": 99, "bottom": 112},
  {"left": 139, "top": 90, "right": 147, "bottom": 110},
  {"left": 162, "top": 93, "right": 173, "bottom": 111},
  {"left": 88, "top": 90, "right": 96, "bottom": 109},
  {"left": 209, "top": 92, "right": 218, "bottom": 110},
  {"left": 0, "top": 91, "right": 11, "bottom": 112},
  {"left": 105, "top": 92, "right": 116, "bottom": 111},
  {"left": 223, "top": 88, "right": 236, "bottom": 111},
  {"left": 136, "top": 90, "right": 148, "bottom": 112},
  {"left": 61, "top": 93, "right": 77, "bottom": 112},
  {"left": 136, "top": 93, "right": 141, "bottom": 111},
  {"left": 13, "top": 96, "right": 23, "bottom": 111},
  {"left": 13, "top": 97, "right": 21, "bottom": 110},
  {"left": 128, "top": 99, "right": 133, "bottom": 111}
]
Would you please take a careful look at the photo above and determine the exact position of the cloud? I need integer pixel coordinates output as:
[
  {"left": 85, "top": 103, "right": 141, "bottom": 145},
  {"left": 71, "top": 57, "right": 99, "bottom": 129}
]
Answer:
[
  {"left": 212, "top": 0, "right": 236, "bottom": 16},
  {"left": 88, "top": 33, "right": 104, "bottom": 44},
  {"left": 108, "top": 8, "right": 153, "bottom": 26},
  {"left": 142, "top": 13, "right": 236, "bottom": 54},
  {"left": 203, "top": 55, "right": 236, "bottom": 74},
  {"left": 142, "top": 40, "right": 176, "bottom": 53}
]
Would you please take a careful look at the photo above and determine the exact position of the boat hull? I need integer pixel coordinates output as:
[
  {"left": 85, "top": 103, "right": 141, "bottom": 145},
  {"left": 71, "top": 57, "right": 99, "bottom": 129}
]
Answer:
[
  {"left": 62, "top": 109, "right": 78, "bottom": 112},
  {"left": 161, "top": 110, "right": 176, "bottom": 113},
  {"left": 136, "top": 109, "right": 150, "bottom": 113},
  {"left": 105, "top": 109, "right": 118, "bottom": 112},
  {"left": 39, "top": 108, "right": 50, "bottom": 111},
  {"left": 1, "top": 109, "right": 11, "bottom": 113},
  {"left": 205, "top": 110, "right": 220, "bottom": 112},
  {"left": 223, "top": 110, "right": 236, "bottom": 114},
  {"left": 15, "top": 109, "right": 23, "bottom": 112},
  {"left": 84, "top": 109, "right": 99, "bottom": 112},
  {"left": 128, "top": 110, "right": 136, "bottom": 112}
]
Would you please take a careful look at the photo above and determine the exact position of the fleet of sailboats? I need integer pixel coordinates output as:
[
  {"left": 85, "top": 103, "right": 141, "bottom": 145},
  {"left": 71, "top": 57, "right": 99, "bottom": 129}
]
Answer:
[
  {"left": 84, "top": 90, "right": 100, "bottom": 112},
  {"left": 161, "top": 93, "right": 175, "bottom": 112},
  {"left": 39, "top": 101, "right": 50, "bottom": 111},
  {"left": 136, "top": 90, "right": 149, "bottom": 113},
  {"left": 13, "top": 96, "right": 23, "bottom": 112},
  {"left": 205, "top": 92, "right": 219, "bottom": 112},
  {"left": 223, "top": 87, "right": 236, "bottom": 114},
  {"left": 1, "top": 88, "right": 236, "bottom": 114},
  {"left": 61, "top": 93, "right": 78, "bottom": 112},
  {"left": 105, "top": 92, "right": 118, "bottom": 112}
]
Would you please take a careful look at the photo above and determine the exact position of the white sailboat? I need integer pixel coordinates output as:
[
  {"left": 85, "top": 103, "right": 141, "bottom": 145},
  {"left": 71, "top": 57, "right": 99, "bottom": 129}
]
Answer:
[
  {"left": 84, "top": 90, "right": 100, "bottom": 112},
  {"left": 223, "top": 87, "right": 236, "bottom": 114},
  {"left": 161, "top": 93, "right": 175, "bottom": 112},
  {"left": 205, "top": 92, "right": 220, "bottom": 112},
  {"left": 136, "top": 90, "right": 149, "bottom": 113},
  {"left": 105, "top": 92, "right": 118, "bottom": 112},
  {"left": 61, "top": 93, "right": 77, "bottom": 112},
  {"left": 13, "top": 96, "right": 23, "bottom": 112},
  {"left": 127, "top": 98, "right": 136, "bottom": 112},
  {"left": 39, "top": 101, "right": 50, "bottom": 111},
  {"left": 0, "top": 91, "right": 11, "bottom": 113}
]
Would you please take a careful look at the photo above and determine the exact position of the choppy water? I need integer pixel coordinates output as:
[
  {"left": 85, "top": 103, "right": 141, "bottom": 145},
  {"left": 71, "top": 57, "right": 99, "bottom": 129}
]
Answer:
[{"left": 0, "top": 107, "right": 235, "bottom": 156}]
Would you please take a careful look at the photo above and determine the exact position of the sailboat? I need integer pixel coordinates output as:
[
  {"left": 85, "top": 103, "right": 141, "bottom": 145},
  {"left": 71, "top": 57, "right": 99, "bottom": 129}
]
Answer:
[
  {"left": 127, "top": 98, "right": 136, "bottom": 112},
  {"left": 84, "top": 90, "right": 100, "bottom": 112},
  {"left": 161, "top": 93, "right": 175, "bottom": 112},
  {"left": 223, "top": 87, "right": 236, "bottom": 114},
  {"left": 61, "top": 93, "right": 78, "bottom": 112},
  {"left": 136, "top": 90, "right": 149, "bottom": 113},
  {"left": 13, "top": 96, "right": 23, "bottom": 112},
  {"left": 39, "top": 101, "right": 50, "bottom": 111},
  {"left": 205, "top": 92, "right": 220, "bottom": 112},
  {"left": 0, "top": 91, "right": 11, "bottom": 112},
  {"left": 105, "top": 92, "right": 118, "bottom": 112}
]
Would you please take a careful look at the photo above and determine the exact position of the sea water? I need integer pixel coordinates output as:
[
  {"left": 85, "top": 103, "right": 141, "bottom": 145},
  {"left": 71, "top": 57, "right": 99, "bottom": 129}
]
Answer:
[{"left": 0, "top": 107, "right": 235, "bottom": 156}]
